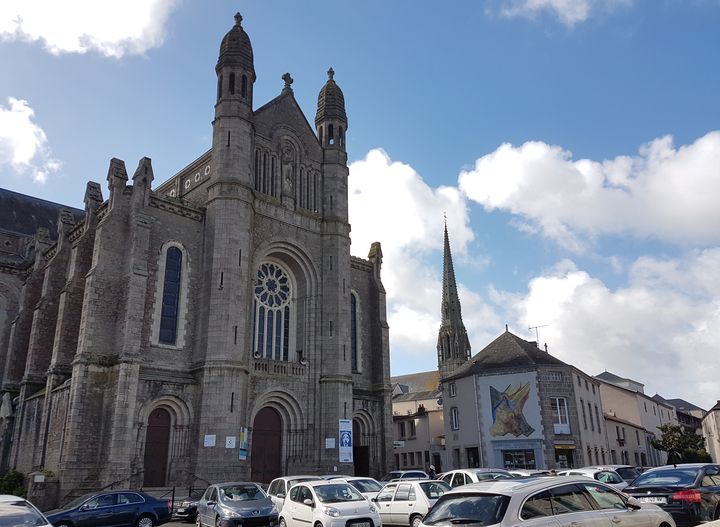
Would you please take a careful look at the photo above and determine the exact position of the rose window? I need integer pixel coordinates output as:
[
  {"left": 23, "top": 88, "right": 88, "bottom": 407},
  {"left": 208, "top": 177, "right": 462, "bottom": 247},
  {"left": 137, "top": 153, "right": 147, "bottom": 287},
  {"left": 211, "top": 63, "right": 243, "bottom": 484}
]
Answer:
[{"left": 254, "top": 263, "right": 291, "bottom": 308}]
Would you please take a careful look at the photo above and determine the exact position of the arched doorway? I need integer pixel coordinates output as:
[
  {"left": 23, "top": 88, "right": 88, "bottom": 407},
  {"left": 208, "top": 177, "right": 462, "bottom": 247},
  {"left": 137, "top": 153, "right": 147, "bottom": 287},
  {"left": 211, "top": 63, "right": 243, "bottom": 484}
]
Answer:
[
  {"left": 143, "top": 407, "right": 171, "bottom": 486},
  {"left": 353, "top": 419, "right": 369, "bottom": 476},
  {"left": 251, "top": 407, "right": 282, "bottom": 483}
]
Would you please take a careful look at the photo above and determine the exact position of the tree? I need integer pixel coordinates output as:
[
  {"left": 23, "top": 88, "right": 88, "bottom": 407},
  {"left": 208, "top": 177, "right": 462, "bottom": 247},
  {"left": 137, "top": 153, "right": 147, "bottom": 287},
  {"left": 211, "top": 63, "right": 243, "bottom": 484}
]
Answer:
[{"left": 651, "top": 424, "right": 712, "bottom": 464}]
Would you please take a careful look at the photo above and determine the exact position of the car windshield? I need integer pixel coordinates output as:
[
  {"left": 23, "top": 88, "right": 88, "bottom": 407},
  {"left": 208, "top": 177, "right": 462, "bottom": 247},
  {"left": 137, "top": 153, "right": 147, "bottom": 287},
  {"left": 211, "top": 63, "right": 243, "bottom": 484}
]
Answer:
[
  {"left": 314, "top": 484, "right": 365, "bottom": 503},
  {"left": 349, "top": 479, "right": 383, "bottom": 492},
  {"left": 0, "top": 500, "right": 47, "bottom": 527},
  {"left": 423, "top": 494, "right": 510, "bottom": 526},
  {"left": 381, "top": 472, "right": 403, "bottom": 481},
  {"left": 420, "top": 482, "right": 451, "bottom": 499},
  {"left": 631, "top": 468, "right": 700, "bottom": 486},
  {"left": 615, "top": 467, "right": 641, "bottom": 481},
  {"left": 220, "top": 484, "right": 264, "bottom": 501},
  {"left": 475, "top": 472, "right": 512, "bottom": 481}
]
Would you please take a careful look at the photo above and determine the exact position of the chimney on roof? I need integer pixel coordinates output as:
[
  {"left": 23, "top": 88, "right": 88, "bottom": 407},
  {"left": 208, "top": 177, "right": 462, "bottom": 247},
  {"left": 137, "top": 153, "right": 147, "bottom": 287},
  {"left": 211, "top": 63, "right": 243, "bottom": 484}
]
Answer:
[{"left": 505, "top": 324, "right": 508, "bottom": 332}]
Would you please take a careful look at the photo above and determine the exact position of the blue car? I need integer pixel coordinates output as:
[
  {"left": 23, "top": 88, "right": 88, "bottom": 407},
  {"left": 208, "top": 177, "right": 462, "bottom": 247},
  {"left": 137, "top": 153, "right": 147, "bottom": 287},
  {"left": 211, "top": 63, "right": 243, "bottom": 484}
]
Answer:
[{"left": 45, "top": 490, "right": 172, "bottom": 527}]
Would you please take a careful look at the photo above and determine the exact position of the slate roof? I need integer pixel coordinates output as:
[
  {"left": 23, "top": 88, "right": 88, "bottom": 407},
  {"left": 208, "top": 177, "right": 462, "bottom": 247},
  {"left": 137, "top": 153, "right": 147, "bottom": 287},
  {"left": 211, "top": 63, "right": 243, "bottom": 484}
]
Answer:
[
  {"left": 391, "top": 371, "right": 440, "bottom": 394},
  {"left": 393, "top": 390, "right": 441, "bottom": 403},
  {"left": 0, "top": 187, "right": 84, "bottom": 238},
  {"left": 595, "top": 371, "right": 644, "bottom": 387},
  {"left": 444, "top": 330, "right": 568, "bottom": 381},
  {"left": 664, "top": 398, "right": 706, "bottom": 413}
]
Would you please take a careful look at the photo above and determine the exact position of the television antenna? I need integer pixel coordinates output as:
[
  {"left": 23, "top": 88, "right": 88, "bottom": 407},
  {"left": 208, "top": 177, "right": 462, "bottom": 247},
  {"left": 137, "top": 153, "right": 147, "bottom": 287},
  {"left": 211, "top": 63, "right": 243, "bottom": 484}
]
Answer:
[{"left": 528, "top": 324, "right": 548, "bottom": 343}]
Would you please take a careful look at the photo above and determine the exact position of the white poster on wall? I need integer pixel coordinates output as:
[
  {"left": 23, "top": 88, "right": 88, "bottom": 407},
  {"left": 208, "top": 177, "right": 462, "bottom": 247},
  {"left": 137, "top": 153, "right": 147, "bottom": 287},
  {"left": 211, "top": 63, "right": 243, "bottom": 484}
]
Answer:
[
  {"left": 339, "top": 419, "right": 353, "bottom": 462},
  {"left": 226, "top": 436, "right": 236, "bottom": 449},
  {"left": 203, "top": 434, "right": 216, "bottom": 447}
]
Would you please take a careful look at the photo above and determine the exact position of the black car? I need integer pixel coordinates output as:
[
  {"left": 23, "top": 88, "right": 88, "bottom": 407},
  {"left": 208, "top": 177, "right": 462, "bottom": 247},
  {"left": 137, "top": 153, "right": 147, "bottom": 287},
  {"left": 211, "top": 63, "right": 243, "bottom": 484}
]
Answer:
[
  {"left": 174, "top": 491, "right": 205, "bottom": 523},
  {"left": 624, "top": 463, "right": 720, "bottom": 526},
  {"left": 46, "top": 490, "right": 172, "bottom": 527}
]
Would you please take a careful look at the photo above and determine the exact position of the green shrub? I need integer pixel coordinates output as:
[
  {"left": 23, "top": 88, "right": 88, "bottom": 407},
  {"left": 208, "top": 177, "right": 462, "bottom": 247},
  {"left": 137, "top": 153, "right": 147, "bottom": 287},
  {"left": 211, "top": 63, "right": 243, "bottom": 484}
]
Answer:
[{"left": 0, "top": 470, "right": 26, "bottom": 497}]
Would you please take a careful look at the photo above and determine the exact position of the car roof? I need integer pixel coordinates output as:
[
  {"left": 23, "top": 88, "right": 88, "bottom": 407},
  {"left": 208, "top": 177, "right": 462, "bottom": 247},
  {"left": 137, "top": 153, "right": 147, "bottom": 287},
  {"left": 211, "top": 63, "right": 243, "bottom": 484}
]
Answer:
[
  {"left": 302, "top": 480, "right": 357, "bottom": 488},
  {"left": 213, "top": 481, "right": 262, "bottom": 487},
  {"left": 0, "top": 495, "right": 28, "bottom": 503},
  {"left": 643, "top": 463, "right": 717, "bottom": 470},
  {"left": 276, "top": 475, "right": 322, "bottom": 481},
  {"left": 442, "top": 476, "right": 593, "bottom": 496}
]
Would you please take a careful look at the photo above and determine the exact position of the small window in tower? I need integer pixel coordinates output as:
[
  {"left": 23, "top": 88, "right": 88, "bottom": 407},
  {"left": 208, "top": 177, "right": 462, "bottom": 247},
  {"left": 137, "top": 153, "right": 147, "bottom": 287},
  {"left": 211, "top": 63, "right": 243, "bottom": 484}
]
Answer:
[
  {"left": 241, "top": 75, "right": 248, "bottom": 98},
  {"left": 339, "top": 126, "right": 344, "bottom": 147},
  {"left": 328, "top": 124, "right": 334, "bottom": 145},
  {"left": 319, "top": 126, "right": 323, "bottom": 145},
  {"left": 229, "top": 72, "right": 235, "bottom": 95},
  {"left": 217, "top": 75, "right": 223, "bottom": 100}
]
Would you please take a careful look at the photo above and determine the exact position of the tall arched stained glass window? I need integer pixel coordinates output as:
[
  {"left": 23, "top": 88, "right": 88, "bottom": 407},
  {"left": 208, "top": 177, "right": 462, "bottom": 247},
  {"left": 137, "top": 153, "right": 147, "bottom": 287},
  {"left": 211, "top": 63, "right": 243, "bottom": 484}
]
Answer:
[
  {"left": 159, "top": 247, "right": 182, "bottom": 344},
  {"left": 351, "top": 293, "right": 358, "bottom": 372},
  {"left": 252, "top": 262, "right": 292, "bottom": 361}
]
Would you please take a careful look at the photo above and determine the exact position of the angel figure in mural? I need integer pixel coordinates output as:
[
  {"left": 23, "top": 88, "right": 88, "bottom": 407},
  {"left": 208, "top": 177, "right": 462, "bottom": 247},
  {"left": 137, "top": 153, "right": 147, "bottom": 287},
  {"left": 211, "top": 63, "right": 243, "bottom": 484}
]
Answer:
[{"left": 489, "top": 383, "right": 535, "bottom": 437}]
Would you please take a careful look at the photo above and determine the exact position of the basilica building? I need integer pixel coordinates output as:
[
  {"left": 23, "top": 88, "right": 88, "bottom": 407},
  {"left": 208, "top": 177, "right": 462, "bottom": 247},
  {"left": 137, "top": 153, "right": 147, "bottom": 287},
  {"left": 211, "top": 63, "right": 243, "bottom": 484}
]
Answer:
[{"left": 0, "top": 13, "right": 393, "bottom": 503}]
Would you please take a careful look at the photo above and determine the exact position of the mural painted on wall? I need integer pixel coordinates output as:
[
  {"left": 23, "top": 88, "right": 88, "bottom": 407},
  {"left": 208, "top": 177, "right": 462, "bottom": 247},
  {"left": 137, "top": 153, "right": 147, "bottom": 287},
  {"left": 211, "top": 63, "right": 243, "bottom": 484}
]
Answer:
[
  {"left": 478, "top": 371, "right": 542, "bottom": 442},
  {"left": 490, "top": 383, "right": 535, "bottom": 437}
]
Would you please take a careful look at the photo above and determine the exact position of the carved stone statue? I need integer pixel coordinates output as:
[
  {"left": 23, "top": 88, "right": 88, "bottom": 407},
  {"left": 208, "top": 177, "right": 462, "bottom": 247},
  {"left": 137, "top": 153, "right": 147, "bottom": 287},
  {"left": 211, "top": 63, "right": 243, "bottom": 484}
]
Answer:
[{"left": 281, "top": 145, "right": 295, "bottom": 197}]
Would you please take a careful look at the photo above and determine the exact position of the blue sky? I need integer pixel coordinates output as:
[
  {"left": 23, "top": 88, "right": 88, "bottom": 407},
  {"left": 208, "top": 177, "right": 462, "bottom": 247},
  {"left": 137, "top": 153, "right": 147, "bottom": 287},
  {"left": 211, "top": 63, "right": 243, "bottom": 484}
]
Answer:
[{"left": 1, "top": 1, "right": 719, "bottom": 409}]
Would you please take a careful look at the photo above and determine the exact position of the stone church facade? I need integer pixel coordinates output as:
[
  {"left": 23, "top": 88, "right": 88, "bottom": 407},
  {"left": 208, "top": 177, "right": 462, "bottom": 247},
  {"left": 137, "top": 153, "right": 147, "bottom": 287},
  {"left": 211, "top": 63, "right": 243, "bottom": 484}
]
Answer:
[{"left": 0, "top": 13, "right": 393, "bottom": 502}]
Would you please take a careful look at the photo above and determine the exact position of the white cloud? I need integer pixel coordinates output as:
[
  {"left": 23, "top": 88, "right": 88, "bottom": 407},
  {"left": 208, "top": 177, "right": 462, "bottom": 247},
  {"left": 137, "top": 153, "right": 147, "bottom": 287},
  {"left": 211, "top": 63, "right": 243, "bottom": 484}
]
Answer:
[
  {"left": 0, "top": 0, "right": 178, "bottom": 57},
  {"left": 459, "top": 132, "right": 720, "bottom": 250},
  {"left": 0, "top": 97, "right": 59, "bottom": 183},
  {"left": 500, "top": 251, "right": 720, "bottom": 409},
  {"left": 348, "top": 149, "right": 486, "bottom": 358},
  {"left": 496, "top": 0, "right": 632, "bottom": 26}
]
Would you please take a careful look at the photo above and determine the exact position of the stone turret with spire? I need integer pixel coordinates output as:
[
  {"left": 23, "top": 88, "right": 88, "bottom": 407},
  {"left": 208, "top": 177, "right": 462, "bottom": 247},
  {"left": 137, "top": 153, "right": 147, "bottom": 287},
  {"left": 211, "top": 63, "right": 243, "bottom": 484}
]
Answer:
[{"left": 437, "top": 221, "right": 471, "bottom": 379}]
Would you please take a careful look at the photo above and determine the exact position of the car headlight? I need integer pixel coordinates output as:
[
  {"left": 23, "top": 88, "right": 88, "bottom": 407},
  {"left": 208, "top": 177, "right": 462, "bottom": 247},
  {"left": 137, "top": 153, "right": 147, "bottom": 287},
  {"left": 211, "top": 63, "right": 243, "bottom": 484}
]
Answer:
[
  {"left": 270, "top": 505, "right": 279, "bottom": 515},
  {"left": 369, "top": 505, "right": 378, "bottom": 514},
  {"left": 323, "top": 507, "right": 341, "bottom": 518}
]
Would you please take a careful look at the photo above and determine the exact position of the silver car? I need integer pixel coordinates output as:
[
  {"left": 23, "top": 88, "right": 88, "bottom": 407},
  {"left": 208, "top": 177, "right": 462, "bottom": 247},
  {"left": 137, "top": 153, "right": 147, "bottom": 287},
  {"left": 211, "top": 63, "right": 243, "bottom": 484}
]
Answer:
[
  {"left": 267, "top": 475, "right": 322, "bottom": 512},
  {"left": 373, "top": 480, "right": 451, "bottom": 527},
  {"left": 419, "top": 477, "right": 676, "bottom": 527},
  {"left": 196, "top": 482, "right": 278, "bottom": 527},
  {"left": 439, "top": 469, "right": 514, "bottom": 488}
]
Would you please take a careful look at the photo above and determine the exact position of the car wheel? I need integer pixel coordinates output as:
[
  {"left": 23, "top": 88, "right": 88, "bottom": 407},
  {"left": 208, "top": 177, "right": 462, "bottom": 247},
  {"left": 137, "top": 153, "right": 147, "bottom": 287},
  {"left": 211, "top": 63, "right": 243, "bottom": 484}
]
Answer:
[
  {"left": 411, "top": 515, "right": 423, "bottom": 527},
  {"left": 54, "top": 523, "right": 72, "bottom": 527},
  {"left": 196, "top": 515, "right": 203, "bottom": 527},
  {"left": 279, "top": 518, "right": 287, "bottom": 527},
  {"left": 216, "top": 516, "right": 222, "bottom": 527},
  {"left": 136, "top": 515, "right": 155, "bottom": 527}
]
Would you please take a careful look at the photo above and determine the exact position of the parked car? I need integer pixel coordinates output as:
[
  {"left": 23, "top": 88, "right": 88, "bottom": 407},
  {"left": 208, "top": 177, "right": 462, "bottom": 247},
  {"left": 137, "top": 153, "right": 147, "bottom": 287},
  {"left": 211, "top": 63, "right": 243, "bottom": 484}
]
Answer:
[
  {"left": 196, "top": 482, "right": 278, "bottom": 527},
  {"left": 508, "top": 469, "right": 553, "bottom": 478},
  {"left": 587, "top": 464, "right": 643, "bottom": 484},
  {"left": 380, "top": 470, "right": 429, "bottom": 482},
  {"left": 373, "top": 480, "right": 450, "bottom": 527},
  {"left": 623, "top": 463, "right": 720, "bottom": 526},
  {"left": 279, "top": 480, "right": 380, "bottom": 527},
  {"left": 0, "top": 495, "right": 52, "bottom": 527},
  {"left": 319, "top": 475, "right": 352, "bottom": 480},
  {"left": 340, "top": 477, "right": 384, "bottom": 500},
  {"left": 45, "top": 490, "right": 172, "bottom": 527},
  {"left": 267, "top": 475, "right": 322, "bottom": 512},
  {"left": 557, "top": 467, "right": 628, "bottom": 490},
  {"left": 419, "top": 477, "right": 676, "bottom": 527},
  {"left": 439, "top": 469, "right": 514, "bottom": 488},
  {"left": 173, "top": 489, "right": 205, "bottom": 523}
]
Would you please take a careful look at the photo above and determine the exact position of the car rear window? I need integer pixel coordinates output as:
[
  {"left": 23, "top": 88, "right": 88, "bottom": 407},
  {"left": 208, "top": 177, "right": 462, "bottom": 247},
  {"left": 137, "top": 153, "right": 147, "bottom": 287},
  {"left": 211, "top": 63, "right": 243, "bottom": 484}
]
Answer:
[
  {"left": 631, "top": 468, "right": 700, "bottom": 486},
  {"left": 419, "top": 481, "right": 451, "bottom": 499},
  {"left": 349, "top": 479, "right": 383, "bottom": 492},
  {"left": 422, "top": 494, "right": 510, "bottom": 526},
  {"left": 615, "top": 467, "right": 641, "bottom": 481},
  {"left": 0, "top": 500, "right": 47, "bottom": 527}
]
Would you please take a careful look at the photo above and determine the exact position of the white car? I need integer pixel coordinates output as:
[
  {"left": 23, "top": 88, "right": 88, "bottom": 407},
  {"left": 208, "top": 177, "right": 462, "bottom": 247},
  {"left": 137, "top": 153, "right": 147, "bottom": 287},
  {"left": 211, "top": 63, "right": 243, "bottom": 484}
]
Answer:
[
  {"left": 508, "top": 469, "right": 553, "bottom": 477},
  {"left": 339, "top": 477, "right": 385, "bottom": 500},
  {"left": 419, "top": 477, "right": 676, "bottom": 527},
  {"left": 267, "top": 475, "right": 322, "bottom": 512},
  {"left": 439, "top": 469, "right": 514, "bottom": 488},
  {"left": 279, "top": 480, "right": 380, "bottom": 527},
  {"left": 373, "top": 480, "right": 450, "bottom": 527},
  {"left": 0, "top": 495, "right": 53, "bottom": 527},
  {"left": 558, "top": 467, "right": 629, "bottom": 490}
]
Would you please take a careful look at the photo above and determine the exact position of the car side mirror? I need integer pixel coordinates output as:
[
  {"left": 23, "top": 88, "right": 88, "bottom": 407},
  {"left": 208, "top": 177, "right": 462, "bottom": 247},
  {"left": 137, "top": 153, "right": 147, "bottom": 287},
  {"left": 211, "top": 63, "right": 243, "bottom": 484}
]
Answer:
[
  {"left": 371, "top": 497, "right": 377, "bottom": 502},
  {"left": 626, "top": 497, "right": 641, "bottom": 510},
  {"left": 79, "top": 505, "right": 88, "bottom": 512},
  {"left": 303, "top": 499, "right": 314, "bottom": 507},
  {"left": 277, "top": 493, "right": 285, "bottom": 499},
  {"left": 207, "top": 501, "right": 215, "bottom": 506}
]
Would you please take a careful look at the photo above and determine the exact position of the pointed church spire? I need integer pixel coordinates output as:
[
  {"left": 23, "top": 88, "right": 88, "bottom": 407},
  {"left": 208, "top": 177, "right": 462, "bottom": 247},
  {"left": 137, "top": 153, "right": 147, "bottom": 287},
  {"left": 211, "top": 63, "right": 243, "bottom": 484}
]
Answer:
[{"left": 437, "top": 221, "right": 471, "bottom": 379}]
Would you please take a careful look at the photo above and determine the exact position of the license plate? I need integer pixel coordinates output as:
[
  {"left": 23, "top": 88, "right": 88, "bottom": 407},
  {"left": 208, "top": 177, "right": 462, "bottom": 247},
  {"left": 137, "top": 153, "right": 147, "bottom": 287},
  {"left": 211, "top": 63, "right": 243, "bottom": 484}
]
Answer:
[
  {"left": 177, "top": 508, "right": 185, "bottom": 513},
  {"left": 352, "top": 522, "right": 371, "bottom": 527},
  {"left": 636, "top": 497, "right": 666, "bottom": 504}
]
